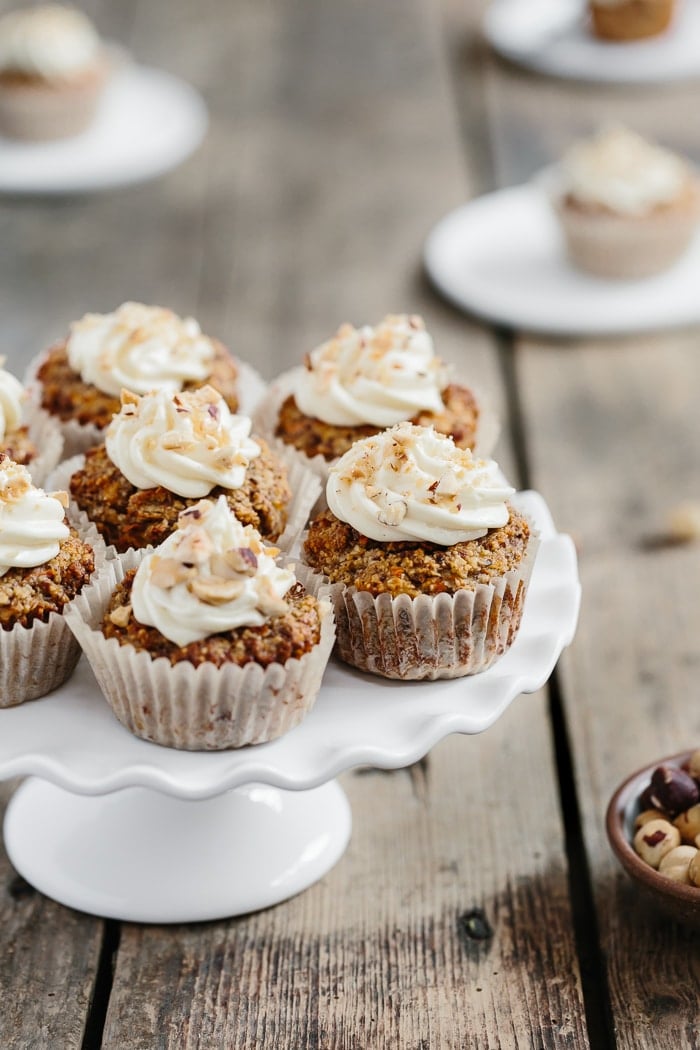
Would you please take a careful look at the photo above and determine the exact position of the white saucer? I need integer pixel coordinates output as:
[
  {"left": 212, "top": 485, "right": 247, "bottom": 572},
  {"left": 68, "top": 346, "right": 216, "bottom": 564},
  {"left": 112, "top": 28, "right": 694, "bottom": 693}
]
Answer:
[
  {"left": 424, "top": 184, "right": 700, "bottom": 336},
  {"left": 0, "top": 63, "right": 208, "bottom": 195},
  {"left": 0, "top": 491, "right": 579, "bottom": 921},
  {"left": 483, "top": 0, "right": 700, "bottom": 84}
]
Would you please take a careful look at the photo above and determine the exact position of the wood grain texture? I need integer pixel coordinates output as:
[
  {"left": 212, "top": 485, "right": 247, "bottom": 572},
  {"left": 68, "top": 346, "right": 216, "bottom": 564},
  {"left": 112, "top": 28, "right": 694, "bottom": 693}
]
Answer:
[
  {"left": 103, "top": 703, "right": 587, "bottom": 1050},
  {"left": 517, "top": 338, "right": 700, "bottom": 1049},
  {"left": 0, "top": 783, "right": 103, "bottom": 1050}
]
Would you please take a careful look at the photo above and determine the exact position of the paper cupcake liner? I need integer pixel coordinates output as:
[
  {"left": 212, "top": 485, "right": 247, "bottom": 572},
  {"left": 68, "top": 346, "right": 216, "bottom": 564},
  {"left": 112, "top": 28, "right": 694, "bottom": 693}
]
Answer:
[
  {"left": 48, "top": 447, "right": 320, "bottom": 559},
  {"left": 64, "top": 552, "right": 335, "bottom": 750},
  {"left": 24, "top": 350, "right": 270, "bottom": 463},
  {"left": 253, "top": 365, "right": 501, "bottom": 496},
  {"left": 302, "top": 532, "right": 540, "bottom": 680},
  {"left": 539, "top": 168, "right": 700, "bottom": 280},
  {"left": 0, "top": 519, "right": 106, "bottom": 707}
]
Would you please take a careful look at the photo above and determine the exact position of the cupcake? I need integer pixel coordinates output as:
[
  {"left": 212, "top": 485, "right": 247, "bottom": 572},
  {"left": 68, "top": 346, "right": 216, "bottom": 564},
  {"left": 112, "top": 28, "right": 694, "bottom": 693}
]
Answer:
[
  {"left": 0, "top": 455, "right": 100, "bottom": 706},
  {"left": 548, "top": 126, "right": 700, "bottom": 279},
  {"left": 29, "top": 302, "right": 254, "bottom": 459},
  {"left": 61, "top": 385, "right": 317, "bottom": 554},
  {"left": 302, "top": 423, "right": 538, "bottom": 680},
  {"left": 66, "top": 496, "right": 335, "bottom": 749},
  {"left": 589, "top": 0, "right": 675, "bottom": 41},
  {"left": 254, "top": 314, "right": 497, "bottom": 480},
  {"left": 0, "top": 5, "right": 111, "bottom": 141},
  {"left": 0, "top": 359, "right": 63, "bottom": 485}
]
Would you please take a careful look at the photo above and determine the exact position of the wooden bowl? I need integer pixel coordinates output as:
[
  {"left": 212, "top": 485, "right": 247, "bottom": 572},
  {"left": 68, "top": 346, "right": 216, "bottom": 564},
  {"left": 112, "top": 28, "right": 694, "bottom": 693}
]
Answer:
[{"left": 606, "top": 750, "right": 700, "bottom": 928}]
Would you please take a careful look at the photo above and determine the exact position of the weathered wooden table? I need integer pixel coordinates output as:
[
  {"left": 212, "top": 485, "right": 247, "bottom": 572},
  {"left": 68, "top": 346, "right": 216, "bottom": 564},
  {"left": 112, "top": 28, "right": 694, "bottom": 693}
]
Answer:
[{"left": 1, "top": 1, "right": 699, "bottom": 1046}]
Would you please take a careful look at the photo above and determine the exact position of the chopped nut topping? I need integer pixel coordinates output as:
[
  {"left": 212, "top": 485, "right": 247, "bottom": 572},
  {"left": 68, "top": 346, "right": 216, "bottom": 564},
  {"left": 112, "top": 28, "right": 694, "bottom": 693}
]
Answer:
[
  {"left": 188, "top": 576, "right": 245, "bottom": 604},
  {"left": 149, "top": 556, "right": 196, "bottom": 590},
  {"left": 109, "top": 604, "right": 132, "bottom": 628}
]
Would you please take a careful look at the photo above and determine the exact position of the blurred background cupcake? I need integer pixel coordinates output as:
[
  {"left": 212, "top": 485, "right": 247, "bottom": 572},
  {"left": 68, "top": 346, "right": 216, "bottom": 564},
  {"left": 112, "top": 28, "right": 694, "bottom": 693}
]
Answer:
[
  {"left": 0, "top": 4, "right": 111, "bottom": 140},
  {"left": 547, "top": 125, "right": 699, "bottom": 279},
  {"left": 588, "top": 0, "right": 676, "bottom": 41}
]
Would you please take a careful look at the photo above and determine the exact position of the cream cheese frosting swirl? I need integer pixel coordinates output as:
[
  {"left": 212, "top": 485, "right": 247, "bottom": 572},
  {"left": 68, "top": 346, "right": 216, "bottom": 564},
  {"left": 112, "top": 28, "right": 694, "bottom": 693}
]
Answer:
[
  {"left": 0, "top": 457, "right": 69, "bottom": 577},
  {"left": 294, "top": 314, "right": 447, "bottom": 427},
  {"left": 105, "top": 386, "right": 261, "bottom": 499},
  {"left": 0, "top": 5, "right": 101, "bottom": 79},
  {"left": 326, "top": 423, "right": 514, "bottom": 545},
  {"left": 561, "top": 126, "right": 690, "bottom": 216},
  {"left": 67, "top": 302, "right": 217, "bottom": 399},
  {"left": 0, "top": 363, "right": 26, "bottom": 441},
  {"left": 131, "top": 496, "right": 295, "bottom": 646}
]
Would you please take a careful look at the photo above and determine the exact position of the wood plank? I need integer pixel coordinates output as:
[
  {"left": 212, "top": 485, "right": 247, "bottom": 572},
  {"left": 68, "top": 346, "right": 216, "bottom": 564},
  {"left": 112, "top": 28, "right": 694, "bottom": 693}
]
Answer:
[
  {"left": 100, "top": 1, "right": 588, "bottom": 1047},
  {"left": 0, "top": 783, "right": 103, "bottom": 1050},
  {"left": 517, "top": 338, "right": 700, "bottom": 1049},
  {"left": 479, "top": 12, "right": 700, "bottom": 1042}
]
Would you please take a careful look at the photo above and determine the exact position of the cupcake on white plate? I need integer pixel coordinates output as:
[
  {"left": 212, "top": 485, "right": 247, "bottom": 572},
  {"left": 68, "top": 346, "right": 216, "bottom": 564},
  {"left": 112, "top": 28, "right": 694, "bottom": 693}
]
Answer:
[
  {"left": 546, "top": 126, "right": 700, "bottom": 279},
  {"left": 66, "top": 496, "right": 335, "bottom": 750},
  {"left": 0, "top": 456, "right": 103, "bottom": 706},
  {"left": 51, "top": 385, "right": 318, "bottom": 556},
  {"left": 28, "top": 301, "right": 265, "bottom": 458},
  {"left": 254, "top": 314, "right": 498, "bottom": 482},
  {"left": 0, "top": 5, "right": 111, "bottom": 141},
  {"left": 0, "top": 358, "right": 63, "bottom": 486}
]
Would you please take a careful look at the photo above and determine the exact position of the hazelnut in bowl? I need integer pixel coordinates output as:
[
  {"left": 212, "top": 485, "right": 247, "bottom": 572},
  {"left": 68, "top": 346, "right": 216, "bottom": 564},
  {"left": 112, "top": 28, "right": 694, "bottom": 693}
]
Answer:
[{"left": 606, "top": 750, "right": 700, "bottom": 929}]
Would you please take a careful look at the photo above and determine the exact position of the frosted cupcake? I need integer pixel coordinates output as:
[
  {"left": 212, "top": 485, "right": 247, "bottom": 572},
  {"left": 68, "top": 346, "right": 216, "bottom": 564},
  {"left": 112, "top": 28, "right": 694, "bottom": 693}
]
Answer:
[
  {"left": 0, "top": 456, "right": 100, "bottom": 706},
  {"left": 30, "top": 302, "right": 254, "bottom": 459},
  {"left": 254, "top": 314, "right": 497, "bottom": 480},
  {"left": 66, "top": 496, "right": 335, "bottom": 749},
  {"left": 0, "top": 5, "right": 110, "bottom": 140},
  {"left": 548, "top": 127, "right": 699, "bottom": 279},
  {"left": 589, "top": 0, "right": 675, "bottom": 41},
  {"left": 60, "top": 385, "right": 317, "bottom": 554},
  {"left": 0, "top": 359, "right": 62, "bottom": 485},
  {"left": 303, "top": 424, "right": 537, "bottom": 680}
]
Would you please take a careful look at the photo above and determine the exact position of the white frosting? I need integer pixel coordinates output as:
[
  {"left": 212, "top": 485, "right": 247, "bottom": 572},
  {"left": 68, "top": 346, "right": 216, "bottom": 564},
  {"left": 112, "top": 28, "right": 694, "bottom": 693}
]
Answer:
[
  {"left": 105, "top": 386, "right": 261, "bottom": 499},
  {"left": 561, "top": 127, "right": 690, "bottom": 215},
  {"left": 0, "top": 458, "right": 69, "bottom": 577},
  {"left": 130, "top": 496, "right": 295, "bottom": 646},
  {"left": 0, "top": 363, "right": 25, "bottom": 441},
  {"left": 294, "top": 314, "right": 447, "bottom": 427},
  {"left": 0, "top": 5, "right": 101, "bottom": 79},
  {"left": 326, "top": 423, "right": 514, "bottom": 545},
  {"left": 67, "top": 302, "right": 217, "bottom": 399}
]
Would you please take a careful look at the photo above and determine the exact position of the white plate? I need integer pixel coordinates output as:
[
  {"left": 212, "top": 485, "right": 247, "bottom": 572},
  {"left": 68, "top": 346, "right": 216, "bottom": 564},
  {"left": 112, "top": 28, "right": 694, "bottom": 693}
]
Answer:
[
  {"left": 424, "top": 184, "right": 700, "bottom": 336},
  {"left": 0, "top": 63, "right": 208, "bottom": 195},
  {"left": 483, "top": 0, "right": 700, "bottom": 84},
  {"left": 0, "top": 489, "right": 580, "bottom": 920}
]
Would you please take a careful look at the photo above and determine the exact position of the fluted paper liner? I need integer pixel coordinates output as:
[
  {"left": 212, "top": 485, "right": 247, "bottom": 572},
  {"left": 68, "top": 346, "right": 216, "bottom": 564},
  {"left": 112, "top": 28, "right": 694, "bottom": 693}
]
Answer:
[
  {"left": 25, "top": 351, "right": 269, "bottom": 461},
  {"left": 0, "top": 520, "right": 106, "bottom": 707},
  {"left": 21, "top": 405, "right": 64, "bottom": 487},
  {"left": 302, "top": 531, "right": 539, "bottom": 680},
  {"left": 64, "top": 555, "right": 335, "bottom": 750},
  {"left": 48, "top": 442, "right": 321, "bottom": 559},
  {"left": 252, "top": 365, "right": 501, "bottom": 492}
]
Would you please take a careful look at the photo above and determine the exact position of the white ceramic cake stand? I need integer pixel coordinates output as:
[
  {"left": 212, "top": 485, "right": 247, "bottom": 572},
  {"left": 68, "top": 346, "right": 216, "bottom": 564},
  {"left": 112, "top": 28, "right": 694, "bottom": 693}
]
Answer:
[
  {"left": 0, "top": 491, "right": 580, "bottom": 923},
  {"left": 483, "top": 0, "right": 700, "bottom": 84}
]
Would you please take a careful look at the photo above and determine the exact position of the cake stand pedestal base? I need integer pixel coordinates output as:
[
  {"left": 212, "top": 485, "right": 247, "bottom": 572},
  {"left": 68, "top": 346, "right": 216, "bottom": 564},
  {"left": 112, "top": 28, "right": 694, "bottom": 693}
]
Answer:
[{"left": 4, "top": 777, "right": 352, "bottom": 923}]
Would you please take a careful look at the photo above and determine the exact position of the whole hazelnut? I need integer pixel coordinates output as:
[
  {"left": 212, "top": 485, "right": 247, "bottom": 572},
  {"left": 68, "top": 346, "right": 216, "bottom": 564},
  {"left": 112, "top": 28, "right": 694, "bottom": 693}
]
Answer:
[
  {"left": 688, "top": 850, "right": 700, "bottom": 888},
  {"left": 634, "top": 808, "right": 667, "bottom": 830},
  {"left": 650, "top": 765, "right": 699, "bottom": 816},
  {"left": 674, "top": 804, "right": 700, "bottom": 844},
  {"left": 658, "top": 845, "right": 698, "bottom": 884},
  {"left": 633, "top": 819, "right": 680, "bottom": 868},
  {"left": 688, "top": 749, "right": 700, "bottom": 783}
]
